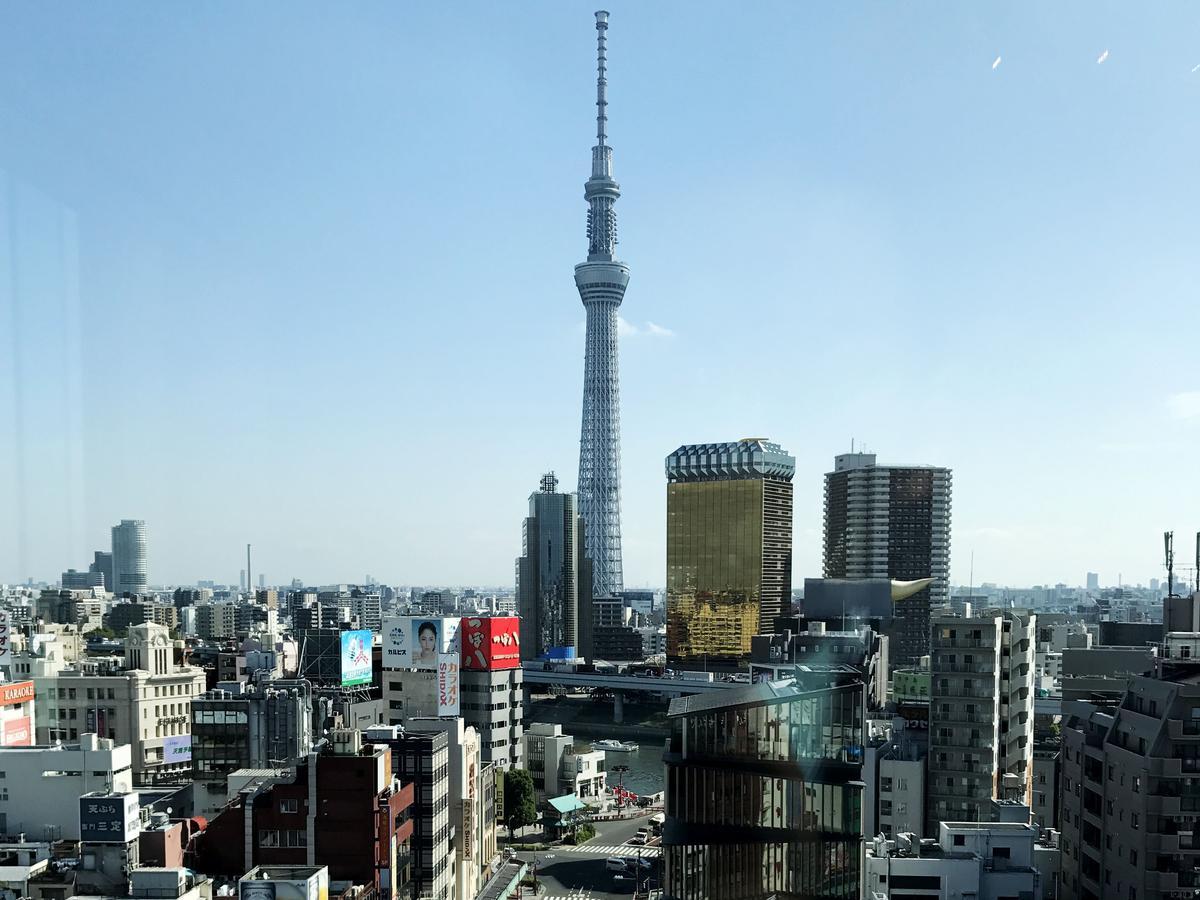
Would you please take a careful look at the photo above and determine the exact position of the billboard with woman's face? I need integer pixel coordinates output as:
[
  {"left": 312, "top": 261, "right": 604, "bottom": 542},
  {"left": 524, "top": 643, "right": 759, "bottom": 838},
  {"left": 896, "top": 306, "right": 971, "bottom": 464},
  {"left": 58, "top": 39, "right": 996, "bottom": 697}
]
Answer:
[{"left": 382, "top": 617, "right": 460, "bottom": 671}]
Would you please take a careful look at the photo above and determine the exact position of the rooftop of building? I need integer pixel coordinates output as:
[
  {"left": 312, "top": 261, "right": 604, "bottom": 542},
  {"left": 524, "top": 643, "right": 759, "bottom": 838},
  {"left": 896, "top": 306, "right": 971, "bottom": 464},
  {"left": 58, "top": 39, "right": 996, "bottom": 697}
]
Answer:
[
  {"left": 242, "top": 866, "right": 326, "bottom": 881},
  {"left": 665, "top": 438, "right": 795, "bottom": 483},
  {"left": 667, "top": 676, "right": 859, "bottom": 717},
  {"left": 829, "top": 452, "right": 952, "bottom": 474}
]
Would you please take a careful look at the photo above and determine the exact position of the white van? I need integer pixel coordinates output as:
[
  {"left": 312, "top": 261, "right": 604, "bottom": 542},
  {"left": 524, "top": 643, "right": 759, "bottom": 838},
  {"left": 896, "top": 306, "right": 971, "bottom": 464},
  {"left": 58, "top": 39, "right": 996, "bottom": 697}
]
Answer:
[{"left": 606, "top": 857, "right": 629, "bottom": 872}]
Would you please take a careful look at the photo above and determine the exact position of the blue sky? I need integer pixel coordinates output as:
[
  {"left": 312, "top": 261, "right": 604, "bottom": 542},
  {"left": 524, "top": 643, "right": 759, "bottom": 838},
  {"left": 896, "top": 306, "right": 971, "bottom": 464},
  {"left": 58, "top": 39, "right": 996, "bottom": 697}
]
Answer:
[{"left": 2, "top": 2, "right": 1198, "bottom": 589}]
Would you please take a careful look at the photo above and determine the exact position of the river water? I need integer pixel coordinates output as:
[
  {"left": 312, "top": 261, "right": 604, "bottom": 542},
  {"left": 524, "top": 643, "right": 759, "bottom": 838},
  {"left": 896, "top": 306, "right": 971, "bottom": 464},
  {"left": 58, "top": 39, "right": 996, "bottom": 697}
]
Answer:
[{"left": 572, "top": 738, "right": 668, "bottom": 798}]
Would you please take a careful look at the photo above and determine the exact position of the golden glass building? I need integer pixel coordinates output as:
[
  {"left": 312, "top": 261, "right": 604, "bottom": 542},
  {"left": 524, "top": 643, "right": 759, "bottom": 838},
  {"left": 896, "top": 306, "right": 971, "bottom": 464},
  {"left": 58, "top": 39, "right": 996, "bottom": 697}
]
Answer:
[{"left": 666, "top": 439, "right": 795, "bottom": 664}]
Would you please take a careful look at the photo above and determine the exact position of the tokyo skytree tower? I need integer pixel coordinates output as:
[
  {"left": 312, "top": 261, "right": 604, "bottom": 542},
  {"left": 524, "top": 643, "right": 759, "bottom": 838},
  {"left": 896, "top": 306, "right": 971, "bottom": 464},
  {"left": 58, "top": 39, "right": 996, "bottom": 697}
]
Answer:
[{"left": 575, "top": 10, "right": 628, "bottom": 598}]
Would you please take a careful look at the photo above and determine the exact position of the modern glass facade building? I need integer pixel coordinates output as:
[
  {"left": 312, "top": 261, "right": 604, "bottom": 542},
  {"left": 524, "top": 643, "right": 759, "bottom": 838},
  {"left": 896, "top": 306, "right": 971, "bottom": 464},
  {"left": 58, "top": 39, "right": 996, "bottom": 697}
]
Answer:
[
  {"left": 516, "top": 473, "right": 593, "bottom": 660},
  {"left": 663, "top": 678, "right": 865, "bottom": 900},
  {"left": 665, "top": 439, "right": 794, "bottom": 664}
]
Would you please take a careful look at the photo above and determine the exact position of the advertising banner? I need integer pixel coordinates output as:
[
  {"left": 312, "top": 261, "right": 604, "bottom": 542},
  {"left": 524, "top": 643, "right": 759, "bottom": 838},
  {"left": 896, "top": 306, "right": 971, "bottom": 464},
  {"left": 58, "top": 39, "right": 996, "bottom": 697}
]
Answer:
[
  {"left": 460, "top": 616, "right": 521, "bottom": 671},
  {"left": 340, "top": 629, "right": 373, "bottom": 687},
  {"left": 79, "top": 792, "right": 141, "bottom": 843},
  {"left": 0, "top": 609, "right": 12, "bottom": 668},
  {"left": 382, "top": 618, "right": 412, "bottom": 669},
  {"left": 0, "top": 681, "right": 35, "bottom": 706},
  {"left": 437, "top": 652, "right": 460, "bottom": 716},
  {"left": 1, "top": 715, "right": 32, "bottom": 747},
  {"left": 164, "top": 735, "right": 192, "bottom": 763},
  {"left": 383, "top": 617, "right": 461, "bottom": 671},
  {"left": 239, "top": 870, "right": 327, "bottom": 900},
  {"left": 85, "top": 708, "right": 107, "bottom": 737}
]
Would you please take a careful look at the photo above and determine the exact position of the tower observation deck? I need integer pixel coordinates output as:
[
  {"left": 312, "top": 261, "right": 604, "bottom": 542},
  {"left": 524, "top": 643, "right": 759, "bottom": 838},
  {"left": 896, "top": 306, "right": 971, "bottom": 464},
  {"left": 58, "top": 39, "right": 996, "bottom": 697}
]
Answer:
[{"left": 576, "top": 10, "right": 627, "bottom": 597}]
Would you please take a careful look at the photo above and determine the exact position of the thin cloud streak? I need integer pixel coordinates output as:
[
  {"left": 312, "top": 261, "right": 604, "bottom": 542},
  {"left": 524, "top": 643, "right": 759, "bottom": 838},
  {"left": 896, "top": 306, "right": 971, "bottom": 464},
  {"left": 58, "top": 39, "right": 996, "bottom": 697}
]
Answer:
[
  {"left": 1166, "top": 391, "right": 1200, "bottom": 420},
  {"left": 617, "top": 316, "right": 675, "bottom": 338}
]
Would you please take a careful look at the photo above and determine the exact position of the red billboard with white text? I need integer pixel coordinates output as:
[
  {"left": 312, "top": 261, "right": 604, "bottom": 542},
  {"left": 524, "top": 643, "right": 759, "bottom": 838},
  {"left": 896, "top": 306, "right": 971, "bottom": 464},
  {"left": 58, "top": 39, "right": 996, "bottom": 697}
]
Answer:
[
  {"left": 1, "top": 715, "right": 32, "bottom": 747},
  {"left": 0, "top": 682, "right": 35, "bottom": 707},
  {"left": 460, "top": 616, "right": 520, "bottom": 671}
]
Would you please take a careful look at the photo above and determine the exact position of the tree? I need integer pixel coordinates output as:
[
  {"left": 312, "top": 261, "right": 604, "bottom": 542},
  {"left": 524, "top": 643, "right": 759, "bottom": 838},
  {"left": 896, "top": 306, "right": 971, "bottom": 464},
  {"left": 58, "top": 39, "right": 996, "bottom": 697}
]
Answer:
[{"left": 504, "top": 768, "right": 538, "bottom": 834}]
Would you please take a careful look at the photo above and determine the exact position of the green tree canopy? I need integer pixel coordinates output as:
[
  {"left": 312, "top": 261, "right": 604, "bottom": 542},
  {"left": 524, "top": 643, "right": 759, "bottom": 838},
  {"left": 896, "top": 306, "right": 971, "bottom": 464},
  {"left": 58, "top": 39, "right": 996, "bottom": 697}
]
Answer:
[{"left": 504, "top": 768, "right": 538, "bottom": 830}]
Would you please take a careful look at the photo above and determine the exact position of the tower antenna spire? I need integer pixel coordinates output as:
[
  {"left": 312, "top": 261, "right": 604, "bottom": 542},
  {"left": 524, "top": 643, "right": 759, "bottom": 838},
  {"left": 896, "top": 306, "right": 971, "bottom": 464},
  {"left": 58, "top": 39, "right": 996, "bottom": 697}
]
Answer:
[
  {"left": 595, "top": 10, "right": 609, "bottom": 148},
  {"left": 576, "top": 10, "right": 628, "bottom": 598}
]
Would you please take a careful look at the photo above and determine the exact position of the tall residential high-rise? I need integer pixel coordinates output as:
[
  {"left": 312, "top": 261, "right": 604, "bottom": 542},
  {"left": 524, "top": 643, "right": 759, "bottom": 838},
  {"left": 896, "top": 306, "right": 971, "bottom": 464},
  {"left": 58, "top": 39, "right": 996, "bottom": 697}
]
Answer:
[
  {"left": 823, "top": 452, "right": 952, "bottom": 666},
  {"left": 575, "top": 10, "right": 627, "bottom": 598},
  {"left": 1086, "top": 571, "right": 1099, "bottom": 590},
  {"left": 926, "top": 609, "right": 1036, "bottom": 835},
  {"left": 111, "top": 519, "right": 148, "bottom": 596},
  {"left": 665, "top": 439, "right": 794, "bottom": 665},
  {"left": 516, "top": 473, "right": 593, "bottom": 660}
]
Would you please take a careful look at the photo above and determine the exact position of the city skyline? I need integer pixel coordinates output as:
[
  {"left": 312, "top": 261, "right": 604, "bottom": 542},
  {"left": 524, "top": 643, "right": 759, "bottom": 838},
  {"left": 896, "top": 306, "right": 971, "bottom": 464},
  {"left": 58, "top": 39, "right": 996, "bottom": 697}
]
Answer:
[{"left": 2, "top": 4, "right": 1198, "bottom": 588}]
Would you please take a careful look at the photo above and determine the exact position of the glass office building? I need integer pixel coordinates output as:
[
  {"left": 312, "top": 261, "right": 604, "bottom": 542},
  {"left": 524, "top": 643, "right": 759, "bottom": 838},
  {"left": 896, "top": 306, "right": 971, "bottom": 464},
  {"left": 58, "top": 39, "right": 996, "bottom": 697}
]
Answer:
[
  {"left": 663, "top": 678, "right": 865, "bottom": 899},
  {"left": 665, "top": 439, "right": 794, "bottom": 664}
]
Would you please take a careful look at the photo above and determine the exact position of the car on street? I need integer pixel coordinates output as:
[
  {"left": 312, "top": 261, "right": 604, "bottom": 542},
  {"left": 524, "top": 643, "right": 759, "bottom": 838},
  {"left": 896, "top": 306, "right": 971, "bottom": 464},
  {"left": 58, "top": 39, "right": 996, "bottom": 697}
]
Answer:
[{"left": 606, "top": 857, "right": 629, "bottom": 872}]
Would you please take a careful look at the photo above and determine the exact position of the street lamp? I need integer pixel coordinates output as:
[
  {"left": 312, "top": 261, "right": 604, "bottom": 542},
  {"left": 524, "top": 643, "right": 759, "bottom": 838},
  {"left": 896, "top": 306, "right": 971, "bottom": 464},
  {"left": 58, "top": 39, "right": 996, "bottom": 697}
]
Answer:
[{"left": 611, "top": 764, "right": 630, "bottom": 812}]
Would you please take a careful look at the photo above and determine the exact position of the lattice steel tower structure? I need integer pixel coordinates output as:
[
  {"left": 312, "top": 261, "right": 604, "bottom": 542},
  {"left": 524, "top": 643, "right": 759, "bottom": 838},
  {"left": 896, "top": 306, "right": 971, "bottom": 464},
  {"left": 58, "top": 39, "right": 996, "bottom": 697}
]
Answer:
[{"left": 576, "top": 10, "right": 628, "bottom": 597}]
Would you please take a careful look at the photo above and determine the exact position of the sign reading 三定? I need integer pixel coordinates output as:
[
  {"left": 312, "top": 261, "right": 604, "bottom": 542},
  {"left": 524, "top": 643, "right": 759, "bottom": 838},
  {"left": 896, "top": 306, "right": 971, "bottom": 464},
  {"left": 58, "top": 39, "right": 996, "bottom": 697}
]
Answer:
[{"left": 79, "top": 793, "right": 141, "bottom": 843}]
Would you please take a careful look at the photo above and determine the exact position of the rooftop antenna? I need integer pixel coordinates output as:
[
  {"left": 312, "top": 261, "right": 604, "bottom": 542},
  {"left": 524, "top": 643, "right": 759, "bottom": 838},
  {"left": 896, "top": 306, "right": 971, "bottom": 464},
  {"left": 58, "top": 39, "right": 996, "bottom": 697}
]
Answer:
[
  {"left": 969, "top": 550, "right": 975, "bottom": 598},
  {"left": 1165, "top": 531, "right": 1175, "bottom": 598}
]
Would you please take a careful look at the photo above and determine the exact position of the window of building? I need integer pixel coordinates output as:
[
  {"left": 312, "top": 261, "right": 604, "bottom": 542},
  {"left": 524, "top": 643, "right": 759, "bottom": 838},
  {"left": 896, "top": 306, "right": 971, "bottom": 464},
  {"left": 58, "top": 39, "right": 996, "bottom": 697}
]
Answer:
[
  {"left": 953, "top": 834, "right": 965, "bottom": 846},
  {"left": 280, "top": 799, "right": 299, "bottom": 814},
  {"left": 1132, "top": 776, "right": 1141, "bottom": 793}
]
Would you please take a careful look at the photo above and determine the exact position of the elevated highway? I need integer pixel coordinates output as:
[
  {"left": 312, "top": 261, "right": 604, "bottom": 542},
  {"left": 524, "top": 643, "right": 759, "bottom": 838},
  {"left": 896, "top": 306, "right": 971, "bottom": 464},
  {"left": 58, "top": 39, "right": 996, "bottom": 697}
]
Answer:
[{"left": 522, "top": 664, "right": 1065, "bottom": 720}]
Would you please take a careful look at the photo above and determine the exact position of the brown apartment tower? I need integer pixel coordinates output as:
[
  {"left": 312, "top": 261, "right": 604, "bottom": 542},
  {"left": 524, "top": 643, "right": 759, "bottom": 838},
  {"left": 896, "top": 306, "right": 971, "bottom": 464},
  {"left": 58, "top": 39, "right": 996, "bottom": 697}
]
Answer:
[{"left": 823, "top": 452, "right": 952, "bottom": 667}]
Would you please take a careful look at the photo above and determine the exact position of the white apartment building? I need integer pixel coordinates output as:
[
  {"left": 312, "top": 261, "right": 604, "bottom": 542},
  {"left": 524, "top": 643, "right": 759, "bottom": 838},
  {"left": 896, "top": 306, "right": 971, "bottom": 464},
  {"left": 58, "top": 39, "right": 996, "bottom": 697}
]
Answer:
[
  {"left": 29, "top": 623, "right": 206, "bottom": 782},
  {"left": 0, "top": 733, "right": 133, "bottom": 838},
  {"left": 521, "top": 723, "right": 573, "bottom": 803},
  {"left": 520, "top": 723, "right": 605, "bottom": 804},
  {"left": 865, "top": 822, "right": 1041, "bottom": 900},
  {"left": 927, "top": 610, "right": 1036, "bottom": 833},
  {"left": 561, "top": 747, "right": 607, "bottom": 803},
  {"left": 864, "top": 718, "right": 927, "bottom": 840}
]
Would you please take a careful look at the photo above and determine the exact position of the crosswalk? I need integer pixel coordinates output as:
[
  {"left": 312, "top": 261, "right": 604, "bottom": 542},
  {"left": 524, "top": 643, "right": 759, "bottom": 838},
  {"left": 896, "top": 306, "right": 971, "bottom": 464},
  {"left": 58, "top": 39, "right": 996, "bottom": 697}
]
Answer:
[
  {"left": 541, "top": 891, "right": 594, "bottom": 900},
  {"left": 555, "top": 843, "right": 660, "bottom": 857}
]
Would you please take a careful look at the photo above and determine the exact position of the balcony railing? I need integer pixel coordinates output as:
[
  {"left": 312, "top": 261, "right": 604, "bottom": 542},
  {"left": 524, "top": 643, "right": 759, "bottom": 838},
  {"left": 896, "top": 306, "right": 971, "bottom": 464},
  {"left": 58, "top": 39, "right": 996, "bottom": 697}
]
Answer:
[
  {"left": 931, "top": 663, "right": 996, "bottom": 675},
  {"left": 933, "top": 638, "right": 987, "bottom": 649}
]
